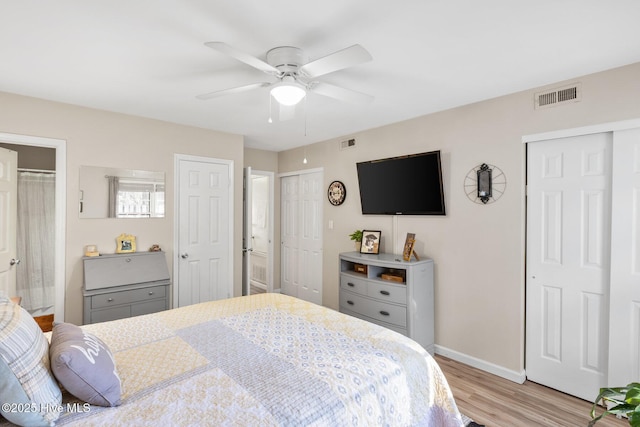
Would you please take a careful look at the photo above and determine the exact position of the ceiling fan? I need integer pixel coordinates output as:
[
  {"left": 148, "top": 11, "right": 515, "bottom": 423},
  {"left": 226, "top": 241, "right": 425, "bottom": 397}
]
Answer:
[{"left": 197, "top": 42, "right": 374, "bottom": 106}]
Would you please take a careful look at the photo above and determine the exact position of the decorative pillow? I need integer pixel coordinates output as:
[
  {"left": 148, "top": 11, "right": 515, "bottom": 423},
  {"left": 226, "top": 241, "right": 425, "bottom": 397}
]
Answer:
[
  {"left": 0, "top": 297, "right": 62, "bottom": 426},
  {"left": 49, "top": 322, "right": 122, "bottom": 407}
]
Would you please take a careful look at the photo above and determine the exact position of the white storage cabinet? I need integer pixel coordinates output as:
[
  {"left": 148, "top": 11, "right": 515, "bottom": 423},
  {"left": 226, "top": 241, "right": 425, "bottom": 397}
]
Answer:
[{"left": 339, "top": 251, "right": 434, "bottom": 354}]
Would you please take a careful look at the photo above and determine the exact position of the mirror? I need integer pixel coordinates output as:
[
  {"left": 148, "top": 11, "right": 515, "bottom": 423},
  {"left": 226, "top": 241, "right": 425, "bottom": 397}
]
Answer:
[{"left": 79, "top": 166, "right": 165, "bottom": 219}]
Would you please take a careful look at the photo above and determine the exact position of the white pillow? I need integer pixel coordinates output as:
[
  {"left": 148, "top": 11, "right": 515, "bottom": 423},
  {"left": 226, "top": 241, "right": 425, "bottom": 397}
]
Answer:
[{"left": 0, "top": 297, "right": 62, "bottom": 426}]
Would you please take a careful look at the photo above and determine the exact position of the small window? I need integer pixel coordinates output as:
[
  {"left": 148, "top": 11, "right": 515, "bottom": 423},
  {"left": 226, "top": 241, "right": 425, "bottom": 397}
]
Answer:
[{"left": 116, "top": 181, "right": 164, "bottom": 218}]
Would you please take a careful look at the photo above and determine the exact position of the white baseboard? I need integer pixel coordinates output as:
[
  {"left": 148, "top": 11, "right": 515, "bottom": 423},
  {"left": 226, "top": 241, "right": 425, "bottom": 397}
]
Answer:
[{"left": 435, "top": 345, "right": 526, "bottom": 384}]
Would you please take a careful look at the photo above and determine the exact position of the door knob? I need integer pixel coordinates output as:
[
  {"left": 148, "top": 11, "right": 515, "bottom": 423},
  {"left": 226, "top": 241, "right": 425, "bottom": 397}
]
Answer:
[
  {"left": 9, "top": 258, "right": 21, "bottom": 266},
  {"left": 181, "top": 253, "right": 189, "bottom": 259}
]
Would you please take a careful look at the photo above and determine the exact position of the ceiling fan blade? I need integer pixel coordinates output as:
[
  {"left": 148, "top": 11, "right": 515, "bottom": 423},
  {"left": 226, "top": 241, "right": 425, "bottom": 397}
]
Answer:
[
  {"left": 299, "top": 44, "right": 372, "bottom": 78},
  {"left": 310, "top": 82, "right": 374, "bottom": 105},
  {"left": 196, "top": 82, "right": 270, "bottom": 100},
  {"left": 204, "top": 42, "right": 280, "bottom": 76}
]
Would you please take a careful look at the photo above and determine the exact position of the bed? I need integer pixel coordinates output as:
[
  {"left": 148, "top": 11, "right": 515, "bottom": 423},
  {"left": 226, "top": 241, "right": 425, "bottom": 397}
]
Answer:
[{"left": 1, "top": 293, "right": 463, "bottom": 426}]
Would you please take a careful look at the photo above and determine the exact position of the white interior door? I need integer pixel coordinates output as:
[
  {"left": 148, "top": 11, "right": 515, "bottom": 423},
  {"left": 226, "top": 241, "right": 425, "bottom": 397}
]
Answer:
[
  {"left": 526, "top": 133, "right": 612, "bottom": 401},
  {"left": 280, "top": 171, "right": 323, "bottom": 305},
  {"left": 249, "top": 171, "right": 273, "bottom": 293},
  {"left": 297, "top": 172, "right": 323, "bottom": 305},
  {"left": 175, "top": 156, "right": 232, "bottom": 307},
  {"left": 281, "top": 175, "right": 299, "bottom": 297},
  {"left": 242, "top": 166, "right": 252, "bottom": 296},
  {"left": 0, "top": 148, "right": 18, "bottom": 299},
  {"left": 608, "top": 128, "right": 640, "bottom": 386}
]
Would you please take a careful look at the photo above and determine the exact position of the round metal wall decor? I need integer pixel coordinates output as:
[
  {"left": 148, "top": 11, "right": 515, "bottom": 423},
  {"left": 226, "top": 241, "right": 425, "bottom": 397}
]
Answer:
[
  {"left": 327, "top": 180, "right": 346, "bottom": 206},
  {"left": 464, "top": 163, "right": 506, "bottom": 205}
]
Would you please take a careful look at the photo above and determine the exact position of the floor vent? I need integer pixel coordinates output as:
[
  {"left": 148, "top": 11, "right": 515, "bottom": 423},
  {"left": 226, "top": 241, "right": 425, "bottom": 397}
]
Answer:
[
  {"left": 535, "top": 83, "right": 581, "bottom": 109},
  {"left": 340, "top": 138, "right": 356, "bottom": 150}
]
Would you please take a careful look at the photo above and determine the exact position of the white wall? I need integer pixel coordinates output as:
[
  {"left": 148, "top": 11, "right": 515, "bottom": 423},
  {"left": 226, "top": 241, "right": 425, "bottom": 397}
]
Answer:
[
  {"left": 278, "top": 61, "right": 640, "bottom": 376},
  {"left": 0, "top": 91, "right": 244, "bottom": 325}
]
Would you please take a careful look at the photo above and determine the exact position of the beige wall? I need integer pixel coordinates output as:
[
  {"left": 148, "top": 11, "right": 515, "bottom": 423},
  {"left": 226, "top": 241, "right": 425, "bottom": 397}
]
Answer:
[
  {"left": 278, "top": 62, "right": 640, "bottom": 375},
  {"left": 0, "top": 91, "right": 244, "bottom": 325}
]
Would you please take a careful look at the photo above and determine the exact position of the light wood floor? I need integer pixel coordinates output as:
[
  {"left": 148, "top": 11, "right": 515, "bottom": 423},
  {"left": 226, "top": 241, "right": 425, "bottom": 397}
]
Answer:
[{"left": 435, "top": 355, "right": 627, "bottom": 427}]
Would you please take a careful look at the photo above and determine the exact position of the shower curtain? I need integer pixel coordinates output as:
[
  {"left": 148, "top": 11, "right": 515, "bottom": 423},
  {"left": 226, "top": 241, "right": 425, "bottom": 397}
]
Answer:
[{"left": 16, "top": 171, "right": 55, "bottom": 312}]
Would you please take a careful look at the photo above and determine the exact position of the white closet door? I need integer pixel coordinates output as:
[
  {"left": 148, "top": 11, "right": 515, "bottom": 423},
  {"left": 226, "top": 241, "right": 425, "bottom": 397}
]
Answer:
[
  {"left": 281, "top": 175, "right": 299, "bottom": 297},
  {"left": 280, "top": 171, "right": 323, "bottom": 305},
  {"left": 608, "top": 128, "right": 640, "bottom": 387},
  {"left": 526, "top": 133, "right": 612, "bottom": 400},
  {"left": 297, "top": 172, "right": 323, "bottom": 305}
]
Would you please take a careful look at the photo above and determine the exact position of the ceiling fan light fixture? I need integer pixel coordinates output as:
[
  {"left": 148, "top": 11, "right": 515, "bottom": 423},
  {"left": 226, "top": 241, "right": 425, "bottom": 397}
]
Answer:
[{"left": 270, "top": 78, "right": 306, "bottom": 106}]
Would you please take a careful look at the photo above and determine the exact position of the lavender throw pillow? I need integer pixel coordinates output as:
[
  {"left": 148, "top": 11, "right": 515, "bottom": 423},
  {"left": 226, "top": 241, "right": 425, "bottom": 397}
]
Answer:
[{"left": 49, "top": 323, "right": 122, "bottom": 407}]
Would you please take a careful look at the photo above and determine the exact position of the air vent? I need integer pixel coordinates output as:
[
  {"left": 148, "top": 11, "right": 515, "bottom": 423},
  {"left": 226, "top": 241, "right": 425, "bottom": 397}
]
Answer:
[
  {"left": 340, "top": 138, "right": 356, "bottom": 150},
  {"left": 535, "top": 83, "right": 581, "bottom": 109}
]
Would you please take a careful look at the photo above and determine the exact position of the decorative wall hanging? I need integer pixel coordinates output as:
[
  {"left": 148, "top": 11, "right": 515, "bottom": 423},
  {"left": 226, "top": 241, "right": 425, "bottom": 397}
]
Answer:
[
  {"left": 464, "top": 163, "right": 506, "bottom": 205},
  {"left": 327, "top": 180, "right": 346, "bottom": 206}
]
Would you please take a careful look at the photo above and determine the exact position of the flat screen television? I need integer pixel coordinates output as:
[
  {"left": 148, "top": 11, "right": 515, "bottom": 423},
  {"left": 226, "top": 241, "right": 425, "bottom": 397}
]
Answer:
[{"left": 356, "top": 150, "right": 446, "bottom": 215}]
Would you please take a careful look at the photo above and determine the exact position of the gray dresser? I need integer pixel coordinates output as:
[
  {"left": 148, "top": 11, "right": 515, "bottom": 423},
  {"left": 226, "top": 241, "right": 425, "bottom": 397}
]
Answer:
[
  {"left": 339, "top": 251, "right": 434, "bottom": 354},
  {"left": 82, "top": 251, "right": 170, "bottom": 324}
]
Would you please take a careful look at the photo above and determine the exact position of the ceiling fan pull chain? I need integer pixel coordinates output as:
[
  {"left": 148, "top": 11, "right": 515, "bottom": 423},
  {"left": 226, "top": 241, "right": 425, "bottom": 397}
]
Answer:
[{"left": 304, "top": 96, "right": 307, "bottom": 137}]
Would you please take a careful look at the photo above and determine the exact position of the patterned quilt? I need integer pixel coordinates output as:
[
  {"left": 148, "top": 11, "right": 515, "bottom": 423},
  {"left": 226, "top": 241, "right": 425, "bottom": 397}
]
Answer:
[{"left": 52, "top": 293, "right": 463, "bottom": 426}]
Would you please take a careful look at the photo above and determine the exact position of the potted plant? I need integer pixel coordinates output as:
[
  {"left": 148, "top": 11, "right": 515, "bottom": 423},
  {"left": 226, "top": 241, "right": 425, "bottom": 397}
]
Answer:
[
  {"left": 349, "top": 230, "right": 363, "bottom": 251},
  {"left": 590, "top": 382, "right": 640, "bottom": 426}
]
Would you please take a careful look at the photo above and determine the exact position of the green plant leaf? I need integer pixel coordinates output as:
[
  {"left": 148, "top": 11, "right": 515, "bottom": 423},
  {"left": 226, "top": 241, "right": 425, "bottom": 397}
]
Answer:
[
  {"left": 627, "top": 388, "right": 640, "bottom": 406},
  {"left": 590, "top": 383, "right": 640, "bottom": 426},
  {"left": 349, "top": 230, "right": 363, "bottom": 242}
]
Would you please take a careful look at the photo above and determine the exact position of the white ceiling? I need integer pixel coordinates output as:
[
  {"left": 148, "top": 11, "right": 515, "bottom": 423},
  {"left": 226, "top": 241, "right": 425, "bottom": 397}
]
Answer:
[{"left": 2, "top": 1, "right": 640, "bottom": 152}]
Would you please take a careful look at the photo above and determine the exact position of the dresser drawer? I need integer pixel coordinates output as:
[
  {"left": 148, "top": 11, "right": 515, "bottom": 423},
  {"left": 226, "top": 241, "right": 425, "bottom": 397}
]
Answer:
[
  {"left": 368, "top": 282, "right": 406, "bottom": 305},
  {"left": 341, "top": 308, "right": 408, "bottom": 336},
  {"left": 339, "top": 291, "right": 407, "bottom": 327},
  {"left": 91, "top": 285, "right": 166, "bottom": 309},
  {"left": 340, "top": 274, "right": 368, "bottom": 297}
]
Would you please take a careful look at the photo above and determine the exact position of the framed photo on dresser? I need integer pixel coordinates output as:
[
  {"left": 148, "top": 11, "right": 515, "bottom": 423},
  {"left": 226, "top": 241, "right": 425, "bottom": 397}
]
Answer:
[{"left": 360, "top": 230, "right": 381, "bottom": 254}]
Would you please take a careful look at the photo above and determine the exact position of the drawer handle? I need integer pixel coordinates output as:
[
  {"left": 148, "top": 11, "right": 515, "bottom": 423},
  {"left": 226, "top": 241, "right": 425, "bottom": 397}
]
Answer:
[
  {"left": 347, "top": 282, "right": 355, "bottom": 287},
  {"left": 347, "top": 300, "right": 354, "bottom": 305},
  {"left": 107, "top": 298, "right": 114, "bottom": 302},
  {"left": 379, "top": 310, "right": 390, "bottom": 316},
  {"left": 148, "top": 291, "right": 154, "bottom": 295},
  {"left": 380, "top": 290, "right": 390, "bottom": 296}
]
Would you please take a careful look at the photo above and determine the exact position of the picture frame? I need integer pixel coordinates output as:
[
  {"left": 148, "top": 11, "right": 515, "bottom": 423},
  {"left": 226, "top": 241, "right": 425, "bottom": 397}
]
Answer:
[
  {"left": 402, "top": 232, "right": 420, "bottom": 261},
  {"left": 360, "top": 230, "right": 381, "bottom": 254},
  {"left": 116, "top": 233, "right": 136, "bottom": 253}
]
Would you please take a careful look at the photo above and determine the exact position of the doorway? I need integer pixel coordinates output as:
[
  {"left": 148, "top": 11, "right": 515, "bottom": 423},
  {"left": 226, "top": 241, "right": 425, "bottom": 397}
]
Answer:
[
  {"left": 0, "top": 132, "right": 66, "bottom": 322},
  {"left": 524, "top": 120, "right": 640, "bottom": 400},
  {"left": 173, "top": 154, "right": 233, "bottom": 307},
  {"left": 243, "top": 169, "right": 274, "bottom": 296},
  {"left": 280, "top": 169, "right": 323, "bottom": 305},
  {"left": 526, "top": 132, "right": 611, "bottom": 401}
]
